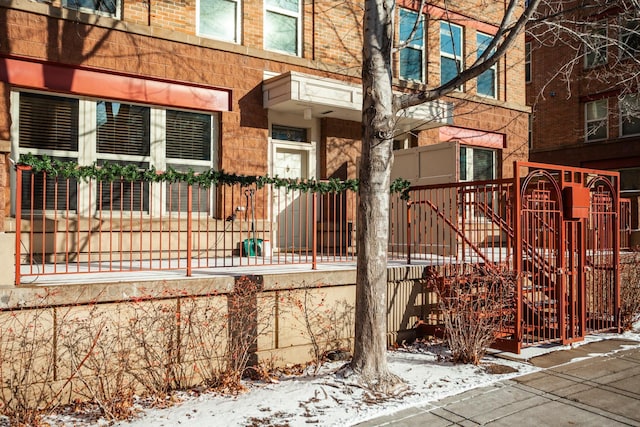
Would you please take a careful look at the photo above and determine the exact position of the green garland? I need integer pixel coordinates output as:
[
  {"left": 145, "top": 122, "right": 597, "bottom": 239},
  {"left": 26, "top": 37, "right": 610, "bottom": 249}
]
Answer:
[{"left": 18, "top": 153, "right": 411, "bottom": 199}]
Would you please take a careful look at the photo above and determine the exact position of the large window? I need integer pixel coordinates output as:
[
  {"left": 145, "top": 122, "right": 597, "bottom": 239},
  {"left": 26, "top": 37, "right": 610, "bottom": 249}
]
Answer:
[
  {"left": 477, "top": 32, "right": 497, "bottom": 98},
  {"left": 15, "top": 92, "right": 217, "bottom": 214},
  {"left": 584, "top": 21, "right": 607, "bottom": 68},
  {"left": 63, "top": 0, "right": 119, "bottom": 17},
  {"left": 620, "top": 18, "right": 640, "bottom": 59},
  {"left": 264, "top": 0, "right": 301, "bottom": 56},
  {"left": 459, "top": 146, "right": 496, "bottom": 181},
  {"left": 198, "top": 0, "right": 241, "bottom": 43},
  {"left": 585, "top": 99, "right": 608, "bottom": 141},
  {"left": 620, "top": 93, "right": 640, "bottom": 136},
  {"left": 440, "top": 21, "right": 463, "bottom": 88},
  {"left": 398, "top": 9, "right": 424, "bottom": 82}
]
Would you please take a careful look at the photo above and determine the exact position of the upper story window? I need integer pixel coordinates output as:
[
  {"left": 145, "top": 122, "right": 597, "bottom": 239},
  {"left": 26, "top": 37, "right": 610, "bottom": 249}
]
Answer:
[
  {"left": 264, "top": 0, "right": 301, "bottom": 56},
  {"left": 585, "top": 99, "right": 608, "bottom": 142},
  {"left": 620, "top": 93, "right": 640, "bottom": 136},
  {"left": 525, "top": 42, "right": 532, "bottom": 83},
  {"left": 584, "top": 21, "right": 608, "bottom": 68},
  {"left": 198, "top": 0, "right": 241, "bottom": 43},
  {"left": 440, "top": 21, "right": 464, "bottom": 89},
  {"left": 477, "top": 32, "right": 497, "bottom": 98},
  {"left": 620, "top": 18, "right": 640, "bottom": 60},
  {"left": 63, "top": 0, "right": 119, "bottom": 18},
  {"left": 398, "top": 8, "right": 424, "bottom": 82}
]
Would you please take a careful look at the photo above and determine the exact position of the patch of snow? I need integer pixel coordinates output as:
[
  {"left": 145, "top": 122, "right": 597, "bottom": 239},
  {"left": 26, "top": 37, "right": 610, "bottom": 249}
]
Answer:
[{"left": 44, "top": 330, "right": 640, "bottom": 427}]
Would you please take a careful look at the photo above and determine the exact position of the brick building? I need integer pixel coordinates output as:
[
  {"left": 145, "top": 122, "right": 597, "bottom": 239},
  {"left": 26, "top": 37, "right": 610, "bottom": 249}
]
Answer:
[
  {"left": 527, "top": 2, "right": 640, "bottom": 239},
  {"left": 0, "top": 0, "right": 529, "bottom": 285}
]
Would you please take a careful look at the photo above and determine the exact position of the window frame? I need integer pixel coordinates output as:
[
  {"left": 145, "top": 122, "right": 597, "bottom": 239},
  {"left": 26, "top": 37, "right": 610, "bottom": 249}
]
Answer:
[
  {"left": 197, "top": 0, "right": 241, "bottom": 44},
  {"left": 620, "top": 93, "right": 640, "bottom": 137},
  {"left": 525, "top": 41, "right": 532, "bottom": 83},
  {"left": 476, "top": 31, "right": 497, "bottom": 99},
  {"left": 264, "top": 0, "right": 302, "bottom": 57},
  {"left": 584, "top": 20, "right": 608, "bottom": 69},
  {"left": 584, "top": 98, "right": 609, "bottom": 142},
  {"left": 62, "top": 0, "right": 121, "bottom": 19},
  {"left": 459, "top": 145, "right": 497, "bottom": 182},
  {"left": 440, "top": 21, "right": 464, "bottom": 90},
  {"left": 12, "top": 90, "right": 218, "bottom": 217},
  {"left": 619, "top": 17, "right": 640, "bottom": 60},
  {"left": 398, "top": 8, "right": 425, "bottom": 82}
]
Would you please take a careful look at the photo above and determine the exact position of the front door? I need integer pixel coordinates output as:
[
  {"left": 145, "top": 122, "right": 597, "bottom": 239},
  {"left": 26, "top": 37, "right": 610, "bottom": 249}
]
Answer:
[{"left": 273, "top": 144, "right": 313, "bottom": 252}]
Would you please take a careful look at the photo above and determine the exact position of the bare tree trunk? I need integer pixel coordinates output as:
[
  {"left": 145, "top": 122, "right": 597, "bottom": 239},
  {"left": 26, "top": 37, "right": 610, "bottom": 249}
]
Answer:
[{"left": 348, "top": 0, "right": 402, "bottom": 392}]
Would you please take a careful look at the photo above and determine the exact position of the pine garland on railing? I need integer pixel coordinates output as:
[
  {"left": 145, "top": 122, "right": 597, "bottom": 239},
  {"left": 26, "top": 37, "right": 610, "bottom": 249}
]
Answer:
[{"left": 17, "top": 153, "right": 411, "bottom": 199}]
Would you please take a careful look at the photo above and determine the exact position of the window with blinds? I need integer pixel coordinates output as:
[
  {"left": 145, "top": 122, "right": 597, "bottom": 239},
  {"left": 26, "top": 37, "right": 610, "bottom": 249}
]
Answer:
[
  {"left": 166, "top": 110, "right": 213, "bottom": 213},
  {"left": 166, "top": 110, "right": 211, "bottom": 160},
  {"left": 16, "top": 92, "right": 217, "bottom": 216},
  {"left": 19, "top": 92, "right": 79, "bottom": 152},
  {"left": 18, "top": 93, "right": 79, "bottom": 212},
  {"left": 97, "top": 102, "right": 150, "bottom": 156}
]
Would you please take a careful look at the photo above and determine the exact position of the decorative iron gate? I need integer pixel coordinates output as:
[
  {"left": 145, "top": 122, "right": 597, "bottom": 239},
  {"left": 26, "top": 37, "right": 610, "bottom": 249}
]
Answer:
[{"left": 514, "top": 162, "right": 620, "bottom": 352}]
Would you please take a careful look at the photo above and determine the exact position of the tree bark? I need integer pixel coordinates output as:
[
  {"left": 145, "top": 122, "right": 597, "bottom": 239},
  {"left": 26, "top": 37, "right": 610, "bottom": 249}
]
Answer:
[{"left": 349, "top": 0, "right": 401, "bottom": 391}]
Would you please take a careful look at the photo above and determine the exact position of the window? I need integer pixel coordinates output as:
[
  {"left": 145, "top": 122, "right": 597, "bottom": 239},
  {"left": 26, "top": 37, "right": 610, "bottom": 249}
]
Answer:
[
  {"left": 399, "top": 9, "right": 424, "bottom": 82},
  {"left": 63, "top": 0, "right": 119, "bottom": 17},
  {"left": 619, "top": 168, "right": 640, "bottom": 194},
  {"left": 459, "top": 146, "right": 496, "bottom": 181},
  {"left": 585, "top": 99, "right": 608, "bottom": 141},
  {"left": 525, "top": 42, "right": 532, "bottom": 83},
  {"left": 528, "top": 114, "right": 533, "bottom": 150},
  {"left": 477, "top": 32, "right": 497, "bottom": 98},
  {"left": 620, "top": 93, "right": 640, "bottom": 136},
  {"left": 15, "top": 92, "right": 217, "bottom": 215},
  {"left": 18, "top": 93, "right": 79, "bottom": 211},
  {"left": 198, "top": 0, "right": 240, "bottom": 43},
  {"left": 264, "top": 0, "right": 301, "bottom": 56},
  {"left": 440, "top": 21, "right": 463, "bottom": 88},
  {"left": 620, "top": 18, "right": 640, "bottom": 59},
  {"left": 272, "top": 124, "right": 307, "bottom": 142},
  {"left": 584, "top": 21, "right": 607, "bottom": 68}
]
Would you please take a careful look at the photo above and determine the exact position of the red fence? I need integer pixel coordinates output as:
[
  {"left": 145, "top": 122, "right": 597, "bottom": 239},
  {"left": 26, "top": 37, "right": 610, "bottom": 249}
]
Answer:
[
  {"left": 15, "top": 165, "right": 357, "bottom": 284},
  {"left": 13, "top": 162, "right": 627, "bottom": 353}
]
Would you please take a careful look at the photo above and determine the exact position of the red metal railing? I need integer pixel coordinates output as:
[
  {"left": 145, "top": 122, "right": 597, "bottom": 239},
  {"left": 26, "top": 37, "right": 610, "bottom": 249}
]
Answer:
[
  {"left": 390, "top": 179, "right": 516, "bottom": 267},
  {"left": 15, "top": 166, "right": 357, "bottom": 284}
]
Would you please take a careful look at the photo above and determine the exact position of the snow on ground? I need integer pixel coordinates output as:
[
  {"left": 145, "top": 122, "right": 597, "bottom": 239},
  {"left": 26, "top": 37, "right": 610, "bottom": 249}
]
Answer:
[{"left": 47, "top": 322, "right": 640, "bottom": 427}]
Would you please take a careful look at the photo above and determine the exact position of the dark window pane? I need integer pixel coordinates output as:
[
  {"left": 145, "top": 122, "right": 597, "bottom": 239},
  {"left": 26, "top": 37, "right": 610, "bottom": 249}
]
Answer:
[
  {"left": 19, "top": 93, "right": 79, "bottom": 152},
  {"left": 477, "top": 69, "right": 496, "bottom": 97},
  {"left": 166, "top": 164, "right": 210, "bottom": 213},
  {"left": 97, "top": 160, "right": 149, "bottom": 212},
  {"left": 166, "top": 110, "right": 212, "bottom": 161},
  {"left": 19, "top": 157, "right": 78, "bottom": 212},
  {"left": 441, "top": 57, "right": 460, "bottom": 85},
  {"left": 97, "top": 102, "right": 150, "bottom": 156},
  {"left": 400, "top": 47, "right": 423, "bottom": 81}
]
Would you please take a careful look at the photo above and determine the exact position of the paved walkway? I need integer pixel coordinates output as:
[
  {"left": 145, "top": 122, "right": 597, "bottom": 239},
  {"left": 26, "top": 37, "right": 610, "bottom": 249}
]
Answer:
[{"left": 356, "top": 340, "right": 640, "bottom": 426}]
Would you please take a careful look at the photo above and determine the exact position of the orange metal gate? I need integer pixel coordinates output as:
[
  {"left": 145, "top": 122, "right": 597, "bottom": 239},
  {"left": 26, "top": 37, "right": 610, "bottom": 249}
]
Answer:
[{"left": 514, "top": 162, "right": 620, "bottom": 352}]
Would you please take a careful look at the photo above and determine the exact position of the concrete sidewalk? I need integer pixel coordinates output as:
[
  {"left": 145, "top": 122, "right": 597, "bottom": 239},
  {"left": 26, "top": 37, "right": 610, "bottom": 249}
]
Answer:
[{"left": 356, "top": 339, "right": 640, "bottom": 426}]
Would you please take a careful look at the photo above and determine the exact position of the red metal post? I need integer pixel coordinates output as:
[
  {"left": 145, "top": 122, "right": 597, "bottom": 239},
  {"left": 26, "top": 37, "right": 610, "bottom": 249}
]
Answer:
[
  {"left": 513, "top": 161, "right": 523, "bottom": 354},
  {"left": 312, "top": 192, "right": 317, "bottom": 270},
  {"left": 186, "top": 184, "right": 193, "bottom": 276},
  {"left": 14, "top": 166, "right": 25, "bottom": 285},
  {"left": 406, "top": 200, "right": 412, "bottom": 265}
]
